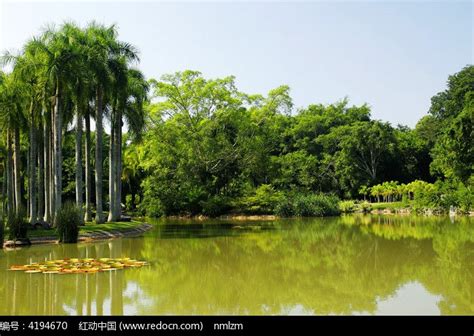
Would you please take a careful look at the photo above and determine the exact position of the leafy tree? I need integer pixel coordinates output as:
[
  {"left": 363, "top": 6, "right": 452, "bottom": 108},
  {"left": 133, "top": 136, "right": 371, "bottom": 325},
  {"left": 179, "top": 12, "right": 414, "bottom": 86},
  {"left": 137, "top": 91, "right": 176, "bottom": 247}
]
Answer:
[
  {"left": 429, "top": 65, "right": 474, "bottom": 183},
  {"left": 431, "top": 101, "right": 473, "bottom": 182},
  {"left": 330, "top": 121, "right": 396, "bottom": 197}
]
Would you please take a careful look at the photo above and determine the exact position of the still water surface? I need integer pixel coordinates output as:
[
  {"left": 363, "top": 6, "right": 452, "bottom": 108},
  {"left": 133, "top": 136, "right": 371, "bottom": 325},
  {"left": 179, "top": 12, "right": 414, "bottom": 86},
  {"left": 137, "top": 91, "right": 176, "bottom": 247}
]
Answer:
[{"left": 0, "top": 215, "right": 472, "bottom": 315}]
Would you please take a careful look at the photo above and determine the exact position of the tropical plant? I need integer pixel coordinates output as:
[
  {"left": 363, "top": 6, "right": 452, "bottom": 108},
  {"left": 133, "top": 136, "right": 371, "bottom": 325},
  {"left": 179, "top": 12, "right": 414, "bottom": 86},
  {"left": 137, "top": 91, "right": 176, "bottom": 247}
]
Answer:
[
  {"left": 55, "top": 202, "right": 81, "bottom": 243},
  {"left": 6, "top": 210, "right": 28, "bottom": 240},
  {"left": 275, "top": 194, "right": 340, "bottom": 217},
  {"left": 339, "top": 200, "right": 356, "bottom": 213}
]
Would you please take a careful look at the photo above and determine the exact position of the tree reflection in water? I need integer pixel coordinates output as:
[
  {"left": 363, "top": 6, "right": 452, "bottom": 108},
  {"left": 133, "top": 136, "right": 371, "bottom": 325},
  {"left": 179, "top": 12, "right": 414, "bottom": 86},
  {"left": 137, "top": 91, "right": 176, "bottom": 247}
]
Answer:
[{"left": 0, "top": 215, "right": 472, "bottom": 315}]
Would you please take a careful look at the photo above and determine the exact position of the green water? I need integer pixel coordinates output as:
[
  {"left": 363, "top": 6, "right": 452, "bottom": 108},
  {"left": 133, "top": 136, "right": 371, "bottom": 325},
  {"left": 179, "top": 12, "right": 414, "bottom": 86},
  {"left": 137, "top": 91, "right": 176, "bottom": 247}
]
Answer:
[{"left": 0, "top": 215, "right": 473, "bottom": 315}]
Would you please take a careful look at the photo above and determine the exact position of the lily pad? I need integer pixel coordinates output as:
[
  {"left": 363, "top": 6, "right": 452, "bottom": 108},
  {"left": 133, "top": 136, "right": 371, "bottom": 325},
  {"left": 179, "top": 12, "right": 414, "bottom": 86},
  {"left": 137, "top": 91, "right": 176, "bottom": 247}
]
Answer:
[{"left": 8, "top": 257, "right": 148, "bottom": 275}]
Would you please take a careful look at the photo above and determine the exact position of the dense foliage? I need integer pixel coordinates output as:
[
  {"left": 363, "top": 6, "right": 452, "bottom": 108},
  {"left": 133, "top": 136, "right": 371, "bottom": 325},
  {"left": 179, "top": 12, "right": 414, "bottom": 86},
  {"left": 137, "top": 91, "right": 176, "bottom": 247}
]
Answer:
[
  {"left": 55, "top": 203, "right": 81, "bottom": 243},
  {"left": 274, "top": 194, "right": 341, "bottom": 217},
  {"left": 6, "top": 211, "right": 28, "bottom": 240},
  {"left": 124, "top": 66, "right": 472, "bottom": 217},
  {"left": 0, "top": 219, "right": 3, "bottom": 247}
]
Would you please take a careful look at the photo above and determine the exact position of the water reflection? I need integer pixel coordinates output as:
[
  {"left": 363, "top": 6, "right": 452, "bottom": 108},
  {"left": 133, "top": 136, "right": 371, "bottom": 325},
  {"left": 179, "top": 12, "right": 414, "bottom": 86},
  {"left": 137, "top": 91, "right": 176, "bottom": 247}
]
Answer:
[{"left": 0, "top": 215, "right": 472, "bottom": 315}]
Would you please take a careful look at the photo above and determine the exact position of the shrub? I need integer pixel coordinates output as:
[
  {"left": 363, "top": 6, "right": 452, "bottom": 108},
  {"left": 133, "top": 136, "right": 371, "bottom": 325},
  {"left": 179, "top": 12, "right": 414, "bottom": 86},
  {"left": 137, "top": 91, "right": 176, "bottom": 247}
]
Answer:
[
  {"left": 55, "top": 203, "right": 81, "bottom": 243},
  {"left": 7, "top": 211, "right": 28, "bottom": 240},
  {"left": 359, "top": 201, "right": 372, "bottom": 213},
  {"left": 125, "top": 194, "right": 134, "bottom": 212},
  {"left": 274, "top": 197, "right": 295, "bottom": 217},
  {"left": 409, "top": 180, "right": 473, "bottom": 214},
  {"left": 275, "top": 193, "right": 340, "bottom": 217},
  {"left": 339, "top": 200, "right": 356, "bottom": 213},
  {"left": 0, "top": 220, "right": 4, "bottom": 248},
  {"left": 237, "top": 184, "right": 284, "bottom": 214},
  {"left": 456, "top": 183, "right": 473, "bottom": 212},
  {"left": 200, "top": 195, "right": 232, "bottom": 217},
  {"left": 142, "top": 198, "right": 165, "bottom": 218}
]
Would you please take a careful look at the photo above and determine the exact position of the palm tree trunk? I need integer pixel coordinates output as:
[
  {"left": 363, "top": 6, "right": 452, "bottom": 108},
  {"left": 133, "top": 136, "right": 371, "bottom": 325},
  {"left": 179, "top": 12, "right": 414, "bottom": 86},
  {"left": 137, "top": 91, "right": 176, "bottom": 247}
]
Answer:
[
  {"left": 84, "top": 110, "right": 92, "bottom": 222},
  {"left": 13, "top": 126, "right": 21, "bottom": 214},
  {"left": 43, "top": 111, "right": 51, "bottom": 223},
  {"left": 27, "top": 145, "right": 30, "bottom": 219},
  {"left": 29, "top": 101, "right": 37, "bottom": 224},
  {"left": 115, "top": 109, "right": 122, "bottom": 220},
  {"left": 49, "top": 105, "right": 55, "bottom": 221},
  {"left": 6, "top": 130, "right": 13, "bottom": 216},
  {"left": 53, "top": 83, "right": 62, "bottom": 220},
  {"left": 1, "top": 163, "right": 6, "bottom": 221},
  {"left": 94, "top": 86, "right": 104, "bottom": 223},
  {"left": 37, "top": 116, "right": 44, "bottom": 220},
  {"left": 108, "top": 107, "right": 116, "bottom": 222},
  {"left": 75, "top": 108, "right": 84, "bottom": 224}
]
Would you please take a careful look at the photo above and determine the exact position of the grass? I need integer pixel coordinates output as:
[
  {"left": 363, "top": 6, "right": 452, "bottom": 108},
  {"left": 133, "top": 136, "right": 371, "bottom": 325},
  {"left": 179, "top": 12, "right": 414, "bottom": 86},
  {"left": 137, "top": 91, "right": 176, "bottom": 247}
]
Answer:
[{"left": 7, "top": 220, "right": 146, "bottom": 239}]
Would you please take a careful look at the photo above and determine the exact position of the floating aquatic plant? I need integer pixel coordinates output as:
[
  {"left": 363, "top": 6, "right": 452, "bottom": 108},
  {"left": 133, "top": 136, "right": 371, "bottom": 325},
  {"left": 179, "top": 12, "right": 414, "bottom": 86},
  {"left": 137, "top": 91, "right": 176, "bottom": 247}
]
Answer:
[{"left": 8, "top": 257, "right": 148, "bottom": 274}]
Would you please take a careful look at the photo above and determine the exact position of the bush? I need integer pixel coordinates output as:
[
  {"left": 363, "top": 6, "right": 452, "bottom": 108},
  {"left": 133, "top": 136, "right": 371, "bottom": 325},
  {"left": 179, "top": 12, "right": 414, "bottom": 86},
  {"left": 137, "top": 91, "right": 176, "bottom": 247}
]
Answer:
[
  {"left": 125, "top": 194, "right": 142, "bottom": 214},
  {"left": 410, "top": 180, "right": 473, "bottom": 214},
  {"left": 358, "top": 201, "right": 372, "bottom": 213},
  {"left": 0, "top": 220, "right": 4, "bottom": 248},
  {"left": 6, "top": 211, "right": 28, "bottom": 240},
  {"left": 200, "top": 195, "right": 232, "bottom": 217},
  {"left": 274, "top": 197, "right": 294, "bottom": 217},
  {"left": 339, "top": 200, "right": 356, "bottom": 213},
  {"left": 275, "top": 193, "right": 341, "bottom": 217},
  {"left": 142, "top": 198, "right": 165, "bottom": 218},
  {"left": 125, "top": 194, "right": 134, "bottom": 212},
  {"left": 236, "top": 184, "right": 284, "bottom": 214},
  {"left": 55, "top": 203, "right": 81, "bottom": 243},
  {"left": 455, "top": 183, "right": 473, "bottom": 212}
]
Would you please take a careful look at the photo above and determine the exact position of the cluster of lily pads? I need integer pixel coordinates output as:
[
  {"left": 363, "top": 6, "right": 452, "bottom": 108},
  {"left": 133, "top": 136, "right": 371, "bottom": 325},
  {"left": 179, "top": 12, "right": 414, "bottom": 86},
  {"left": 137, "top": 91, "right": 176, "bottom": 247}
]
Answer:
[{"left": 9, "top": 257, "right": 148, "bottom": 274}]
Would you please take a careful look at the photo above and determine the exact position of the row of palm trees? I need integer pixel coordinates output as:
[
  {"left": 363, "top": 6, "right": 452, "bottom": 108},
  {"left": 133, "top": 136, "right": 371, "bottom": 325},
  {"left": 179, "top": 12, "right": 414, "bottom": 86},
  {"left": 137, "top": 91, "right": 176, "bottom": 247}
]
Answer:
[
  {"left": 0, "top": 22, "right": 148, "bottom": 224},
  {"left": 359, "top": 180, "right": 433, "bottom": 203}
]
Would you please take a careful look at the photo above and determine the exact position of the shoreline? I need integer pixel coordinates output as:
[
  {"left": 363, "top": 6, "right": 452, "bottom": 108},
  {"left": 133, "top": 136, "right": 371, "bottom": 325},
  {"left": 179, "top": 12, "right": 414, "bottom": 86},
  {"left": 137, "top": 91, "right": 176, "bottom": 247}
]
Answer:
[
  {"left": 164, "top": 209, "right": 474, "bottom": 221},
  {"left": 3, "top": 209, "right": 472, "bottom": 248},
  {"left": 2, "top": 223, "right": 154, "bottom": 248}
]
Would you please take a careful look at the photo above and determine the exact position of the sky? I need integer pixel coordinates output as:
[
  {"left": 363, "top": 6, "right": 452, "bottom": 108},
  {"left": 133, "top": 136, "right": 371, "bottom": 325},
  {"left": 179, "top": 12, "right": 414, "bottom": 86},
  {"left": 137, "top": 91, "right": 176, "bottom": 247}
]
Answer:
[{"left": 0, "top": 0, "right": 472, "bottom": 127}]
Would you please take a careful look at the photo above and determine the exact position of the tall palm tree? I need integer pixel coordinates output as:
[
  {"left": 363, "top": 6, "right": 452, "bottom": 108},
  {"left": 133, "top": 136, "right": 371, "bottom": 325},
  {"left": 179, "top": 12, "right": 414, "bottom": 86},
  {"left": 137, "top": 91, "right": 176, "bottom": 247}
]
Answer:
[
  {"left": 64, "top": 24, "right": 90, "bottom": 224},
  {"left": 24, "top": 24, "right": 83, "bottom": 221},
  {"left": 84, "top": 104, "right": 93, "bottom": 222},
  {"left": 84, "top": 23, "right": 112, "bottom": 224},
  {"left": 0, "top": 73, "right": 27, "bottom": 215},
  {"left": 9, "top": 53, "right": 45, "bottom": 224},
  {"left": 84, "top": 23, "right": 139, "bottom": 223},
  {"left": 106, "top": 58, "right": 127, "bottom": 222},
  {"left": 106, "top": 61, "right": 148, "bottom": 222},
  {"left": 112, "top": 68, "right": 148, "bottom": 221}
]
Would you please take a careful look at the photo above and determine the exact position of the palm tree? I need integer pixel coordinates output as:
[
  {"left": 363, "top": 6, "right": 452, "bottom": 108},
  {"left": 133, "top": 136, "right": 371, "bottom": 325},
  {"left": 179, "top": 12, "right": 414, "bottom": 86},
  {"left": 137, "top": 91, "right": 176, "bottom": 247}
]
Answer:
[
  {"left": 8, "top": 52, "right": 45, "bottom": 224},
  {"left": 0, "top": 21, "right": 145, "bottom": 226},
  {"left": 0, "top": 73, "right": 27, "bottom": 215},
  {"left": 106, "top": 58, "right": 127, "bottom": 222},
  {"left": 84, "top": 23, "right": 139, "bottom": 223},
  {"left": 84, "top": 23, "right": 113, "bottom": 224},
  {"left": 84, "top": 104, "right": 93, "bottom": 222},
  {"left": 114, "top": 68, "right": 148, "bottom": 220},
  {"left": 64, "top": 24, "right": 90, "bottom": 225},
  {"left": 22, "top": 24, "right": 83, "bottom": 221},
  {"left": 358, "top": 185, "right": 368, "bottom": 201},
  {"left": 108, "top": 66, "right": 149, "bottom": 222}
]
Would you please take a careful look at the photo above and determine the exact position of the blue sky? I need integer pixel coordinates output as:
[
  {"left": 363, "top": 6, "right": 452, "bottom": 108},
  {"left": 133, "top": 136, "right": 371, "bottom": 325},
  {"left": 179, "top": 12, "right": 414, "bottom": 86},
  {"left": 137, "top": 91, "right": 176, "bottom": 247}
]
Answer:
[{"left": 0, "top": 1, "right": 472, "bottom": 127}]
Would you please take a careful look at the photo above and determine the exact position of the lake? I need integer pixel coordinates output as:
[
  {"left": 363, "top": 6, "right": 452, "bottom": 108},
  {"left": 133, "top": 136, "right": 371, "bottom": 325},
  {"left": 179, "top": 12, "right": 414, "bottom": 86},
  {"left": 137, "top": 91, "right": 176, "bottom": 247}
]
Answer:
[{"left": 0, "top": 215, "right": 472, "bottom": 315}]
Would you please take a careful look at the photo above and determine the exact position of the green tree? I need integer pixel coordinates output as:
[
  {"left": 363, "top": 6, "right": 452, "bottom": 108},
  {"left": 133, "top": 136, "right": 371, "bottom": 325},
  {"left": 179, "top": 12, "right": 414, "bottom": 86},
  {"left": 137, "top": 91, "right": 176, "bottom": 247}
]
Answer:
[
  {"left": 330, "top": 121, "right": 396, "bottom": 197},
  {"left": 429, "top": 65, "right": 473, "bottom": 183}
]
